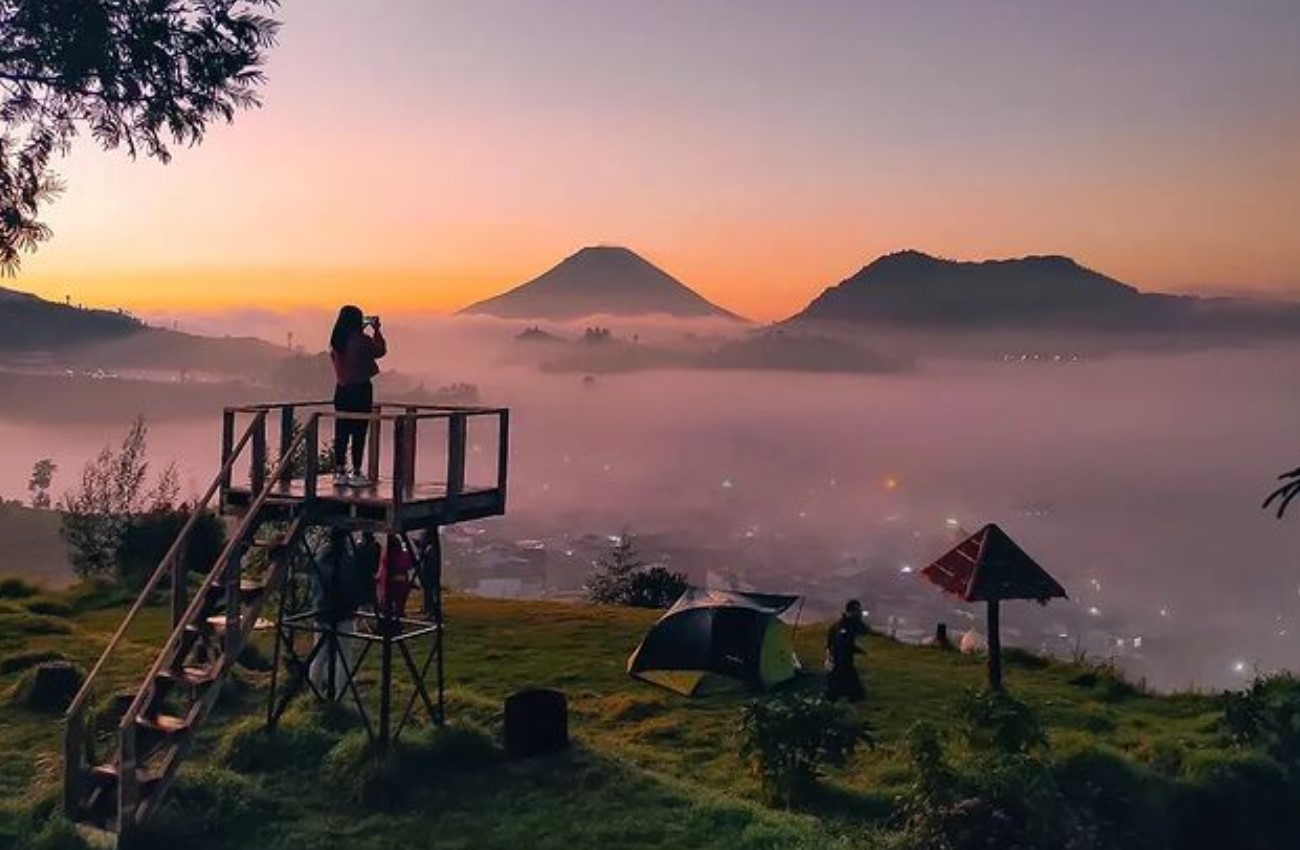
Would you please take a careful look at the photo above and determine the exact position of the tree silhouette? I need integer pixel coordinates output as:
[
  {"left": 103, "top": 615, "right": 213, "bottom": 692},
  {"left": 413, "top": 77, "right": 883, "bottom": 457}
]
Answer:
[
  {"left": 0, "top": 0, "right": 281, "bottom": 273},
  {"left": 1263, "top": 465, "right": 1300, "bottom": 519}
]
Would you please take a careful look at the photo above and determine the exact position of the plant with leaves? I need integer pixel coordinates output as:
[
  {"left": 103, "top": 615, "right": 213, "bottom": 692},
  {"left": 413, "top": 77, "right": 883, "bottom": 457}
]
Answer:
[
  {"left": 0, "top": 0, "right": 281, "bottom": 272},
  {"left": 26, "top": 457, "right": 55, "bottom": 508},
  {"left": 1263, "top": 466, "right": 1300, "bottom": 519},
  {"left": 955, "top": 688, "right": 1048, "bottom": 756},
  {"left": 59, "top": 416, "right": 179, "bottom": 578},
  {"left": 585, "top": 530, "right": 687, "bottom": 608},
  {"left": 1224, "top": 672, "right": 1300, "bottom": 775},
  {"left": 737, "top": 694, "right": 869, "bottom": 806}
]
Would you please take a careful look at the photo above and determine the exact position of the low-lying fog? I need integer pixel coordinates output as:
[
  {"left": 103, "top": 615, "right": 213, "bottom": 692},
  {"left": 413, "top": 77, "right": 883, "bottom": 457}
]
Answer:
[{"left": 3, "top": 313, "right": 1298, "bottom": 691}]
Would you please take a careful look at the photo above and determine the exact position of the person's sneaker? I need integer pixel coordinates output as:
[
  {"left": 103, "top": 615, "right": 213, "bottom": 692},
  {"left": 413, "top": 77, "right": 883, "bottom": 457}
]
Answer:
[
  {"left": 332, "top": 471, "right": 348, "bottom": 487},
  {"left": 347, "top": 472, "right": 371, "bottom": 488}
]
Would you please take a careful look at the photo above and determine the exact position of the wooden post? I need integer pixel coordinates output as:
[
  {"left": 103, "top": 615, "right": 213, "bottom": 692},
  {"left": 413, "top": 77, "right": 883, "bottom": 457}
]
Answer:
[
  {"left": 391, "top": 415, "right": 407, "bottom": 508},
  {"left": 305, "top": 415, "right": 319, "bottom": 500},
  {"left": 224, "top": 547, "right": 242, "bottom": 659},
  {"left": 251, "top": 412, "right": 267, "bottom": 497},
  {"left": 279, "top": 405, "right": 295, "bottom": 486},
  {"left": 986, "top": 598, "right": 1003, "bottom": 692},
  {"left": 447, "top": 413, "right": 467, "bottom": 501},
  {"left": 170, "top": 551, "right": 186, "bottom": 628},
  {"left": 404, "top": 406, "right": 419, "bottom": 493},
  {"left": 220, "top": 409, "right": 235, "bottom": 491},
  {"left": 367, "top": 406, "right": 381, "bottom": 484},
  {"left": 496, "top": 410, "right": 510, "bottom": 503},
  {"left": 118, "top": 724, "right": 139, "bottom": 840},
  {"left": 63, "top": 708, "right": 83, "bottom": 818}
]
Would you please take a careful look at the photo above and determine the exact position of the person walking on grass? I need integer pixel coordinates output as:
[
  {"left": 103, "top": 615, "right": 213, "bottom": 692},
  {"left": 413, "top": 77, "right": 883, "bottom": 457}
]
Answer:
[
  {"left": 824, "top": 598, "right": 868, "bottom": 703},
  {"left": 329, "top": 305, "right": 386, "bottom": 487}
]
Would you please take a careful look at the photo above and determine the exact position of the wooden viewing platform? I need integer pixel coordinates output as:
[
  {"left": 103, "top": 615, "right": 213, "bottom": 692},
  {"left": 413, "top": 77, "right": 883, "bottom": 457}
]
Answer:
[
  {"left": 64, "top": 399, "right": 510, "bottom": 846},
  {"left": 218, "top": 400, "right": 509, "bottom": 531}
]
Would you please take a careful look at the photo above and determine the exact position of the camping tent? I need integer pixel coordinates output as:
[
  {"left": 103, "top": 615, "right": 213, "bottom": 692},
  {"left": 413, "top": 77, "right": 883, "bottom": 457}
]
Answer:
[{"left": 627, "top": 587, "right": 802, "bottom": 696}]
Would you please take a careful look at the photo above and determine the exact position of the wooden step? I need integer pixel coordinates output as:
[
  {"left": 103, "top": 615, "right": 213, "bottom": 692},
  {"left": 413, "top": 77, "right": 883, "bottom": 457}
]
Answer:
[
  {"left": 136, "top": 713, "right": 191, "bottom": 737},
  {"left": 196, "top": 614, "right": 274, "bottom": 634},
  {"left": 156, "top": 665, "right": 218, "bottom": 689}
]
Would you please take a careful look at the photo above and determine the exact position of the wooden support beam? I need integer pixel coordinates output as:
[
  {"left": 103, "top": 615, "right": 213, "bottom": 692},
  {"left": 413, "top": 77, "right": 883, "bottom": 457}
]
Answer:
[
  {"left": 279, "top": 405, "right": 296, "bottom": 486},
  {"left": 987, "top": 598, "right": 1003, "bottom": 692},
  {"left": 447, "top": 414, "right": 467, "bottom": 501}
]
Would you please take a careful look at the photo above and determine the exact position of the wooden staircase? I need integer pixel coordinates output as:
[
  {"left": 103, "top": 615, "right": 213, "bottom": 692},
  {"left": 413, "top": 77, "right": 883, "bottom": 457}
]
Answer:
[{"left": 63, "top": 412, "right": 308, "bottom": 846}]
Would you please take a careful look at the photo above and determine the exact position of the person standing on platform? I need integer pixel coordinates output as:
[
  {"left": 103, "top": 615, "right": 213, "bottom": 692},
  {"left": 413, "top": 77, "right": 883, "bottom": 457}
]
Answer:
[
  {"left": 824, "top": 599, "right": 868, "bottom": 703},
  {"left": 328, "top": 305, "right": 386, "bottom": 488}
]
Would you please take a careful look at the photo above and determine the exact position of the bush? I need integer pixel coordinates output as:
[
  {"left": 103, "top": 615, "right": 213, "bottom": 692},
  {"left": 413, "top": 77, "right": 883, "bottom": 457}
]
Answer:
[
  {"left": 1171, "top": 750, "right": 1298, "bottom": 850},
  {"left": 585, "top": 531, "right": 687, "bottom": 608},
  {"left": 118, "top": 509, "right": 227, "bottom": 589},
  {"left": 1053, "top": 744, "right": 1168, "bottom": 850},
  {"left": 737, "top": 695, "right": 869, "bottom": 806},
  {"left": 955, "top": 689, "right": 1047, "bottom": 755},
  {"left": 1224, "top": 672, "right": 1300, "bottom": 773}
]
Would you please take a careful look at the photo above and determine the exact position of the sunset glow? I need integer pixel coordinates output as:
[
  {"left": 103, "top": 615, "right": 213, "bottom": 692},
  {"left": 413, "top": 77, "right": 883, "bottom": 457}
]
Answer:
[{"left": 12, "top": 0, "right": 1300, "bottom": 320}]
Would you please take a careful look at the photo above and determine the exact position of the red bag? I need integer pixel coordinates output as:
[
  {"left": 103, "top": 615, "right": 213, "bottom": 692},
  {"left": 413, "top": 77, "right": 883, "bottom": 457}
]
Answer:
[{"left": 377, "top": 535, "right": 414, "bottom": 617}]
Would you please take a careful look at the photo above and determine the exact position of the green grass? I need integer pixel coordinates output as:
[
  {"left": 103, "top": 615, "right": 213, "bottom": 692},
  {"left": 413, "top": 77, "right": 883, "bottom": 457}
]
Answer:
[{"left": 0, "top": 593, "right": 1258, "bottom": 849}]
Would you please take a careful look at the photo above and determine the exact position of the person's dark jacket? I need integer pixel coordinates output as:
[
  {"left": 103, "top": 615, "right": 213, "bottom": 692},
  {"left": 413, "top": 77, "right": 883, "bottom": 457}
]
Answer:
[{"left": 826, "top": 613, "right": 868, "bottom": 668}]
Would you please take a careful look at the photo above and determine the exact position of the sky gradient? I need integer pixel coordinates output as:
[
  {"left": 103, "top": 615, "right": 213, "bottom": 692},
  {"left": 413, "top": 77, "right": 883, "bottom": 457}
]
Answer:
[{"left": 14, "top": 0, "right": 1300, "bottom": 320}]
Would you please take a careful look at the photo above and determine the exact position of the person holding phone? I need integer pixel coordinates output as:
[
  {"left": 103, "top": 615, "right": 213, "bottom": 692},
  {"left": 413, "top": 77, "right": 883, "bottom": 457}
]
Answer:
[{"left": 328, "top": 305, "right": 386, "bottom": 486}]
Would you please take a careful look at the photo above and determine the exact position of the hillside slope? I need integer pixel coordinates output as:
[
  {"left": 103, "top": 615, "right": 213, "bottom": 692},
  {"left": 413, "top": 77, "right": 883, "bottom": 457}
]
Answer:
[{"left": 0, "top": 593, "right": 1284, "bottom": 849}]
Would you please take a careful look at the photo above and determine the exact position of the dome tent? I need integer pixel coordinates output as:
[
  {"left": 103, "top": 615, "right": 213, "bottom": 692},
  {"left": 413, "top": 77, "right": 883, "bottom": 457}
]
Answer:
[{"left": 627, "top": 587, "right": 802, "bottom": 696}]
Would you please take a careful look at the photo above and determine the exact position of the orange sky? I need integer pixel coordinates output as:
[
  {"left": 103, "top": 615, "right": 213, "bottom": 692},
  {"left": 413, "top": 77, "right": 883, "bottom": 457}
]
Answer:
[{"left": 11, "top": 1, "right": 1300, "bottom": 322}]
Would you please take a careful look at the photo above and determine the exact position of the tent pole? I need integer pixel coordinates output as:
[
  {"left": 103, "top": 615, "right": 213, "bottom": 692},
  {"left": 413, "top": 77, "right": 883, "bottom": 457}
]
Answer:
[{"left": 987, "top": 598, "right": 1003, "bottom": 692}]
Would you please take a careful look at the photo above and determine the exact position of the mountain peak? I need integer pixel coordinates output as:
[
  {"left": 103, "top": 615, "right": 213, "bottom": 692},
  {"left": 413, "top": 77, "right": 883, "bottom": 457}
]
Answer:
[
  {"left": 791, "top": 250, "right": 1143, "bottom": 328},
  {"left": 459, "top": 247, "right": 744, "bottom": 321}
]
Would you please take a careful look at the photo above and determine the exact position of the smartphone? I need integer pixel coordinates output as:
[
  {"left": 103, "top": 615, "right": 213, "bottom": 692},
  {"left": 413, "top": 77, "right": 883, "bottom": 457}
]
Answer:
[{"left": 364, "top": 315, "right": 379, "bottom": 327}]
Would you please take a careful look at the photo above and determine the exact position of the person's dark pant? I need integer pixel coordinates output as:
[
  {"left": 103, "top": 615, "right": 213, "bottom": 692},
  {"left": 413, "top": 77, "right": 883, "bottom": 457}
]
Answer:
[
  {"left": 333, "top": 382, "right": 374, "bottom": 472},
  {"left": 824, "top": 663, "right": 865, "bottom": 703}
]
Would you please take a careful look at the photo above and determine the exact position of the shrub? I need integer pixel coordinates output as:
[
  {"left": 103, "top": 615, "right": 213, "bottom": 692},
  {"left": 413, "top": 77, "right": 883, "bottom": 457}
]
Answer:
[
  {"left": 1171, "top": 750, "right": 1298, "bottom": 850},
  {"left": 737, "top": 695, "right": 869, "bottom": 806},
  {"left": 1223, "top": 672, "right": 1300, "bottom": 773},
  {"left": 955, "top": 689, "right": 1047, "bottom": 755},
  {"left": 1053, "top": 744, "right": 1168, "bottom": 849},
  {"left": 585, "top": 531, "right": 687, "bottom": 608}
]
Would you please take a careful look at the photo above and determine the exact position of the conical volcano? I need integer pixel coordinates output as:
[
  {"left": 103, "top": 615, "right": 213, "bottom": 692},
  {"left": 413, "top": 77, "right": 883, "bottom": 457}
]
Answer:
[{"left": 459, "top": 246, "right": 743, "bottom": 321}]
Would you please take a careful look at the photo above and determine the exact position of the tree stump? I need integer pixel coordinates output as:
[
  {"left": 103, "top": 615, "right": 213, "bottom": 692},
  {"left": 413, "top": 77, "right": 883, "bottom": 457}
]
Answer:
[
  {"left": 504, "top": 689, "right": 569, "bottom": 758},
  {"left": 20, "top": 661, "right": 84, "bottom": 713}
]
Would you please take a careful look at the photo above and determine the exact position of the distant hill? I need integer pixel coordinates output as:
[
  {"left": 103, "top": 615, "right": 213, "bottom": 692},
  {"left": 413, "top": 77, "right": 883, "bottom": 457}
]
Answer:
[
  {"left": 788, "top": 250, "right": 1300, "bottom": 335},
  {"left": 459, "top": 246, "right": 744, "bottom": 321},
  {"left": 0, "top": 284, "right": 289, "bottom": 376},
  {"left": 0, "top": 286, "right": 143, "bottom": 350}
]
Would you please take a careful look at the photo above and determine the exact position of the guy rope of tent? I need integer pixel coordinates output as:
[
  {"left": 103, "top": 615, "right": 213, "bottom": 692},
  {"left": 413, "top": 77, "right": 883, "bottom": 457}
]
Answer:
[{"left": 918, "top": 523, "right": 1066, "bottom": 691}]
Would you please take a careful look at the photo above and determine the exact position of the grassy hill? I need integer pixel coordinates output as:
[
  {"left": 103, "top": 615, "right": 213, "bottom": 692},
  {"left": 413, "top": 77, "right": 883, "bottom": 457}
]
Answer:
[{"left": 0, "top": 592, "right": 1291, "bottom": 850}]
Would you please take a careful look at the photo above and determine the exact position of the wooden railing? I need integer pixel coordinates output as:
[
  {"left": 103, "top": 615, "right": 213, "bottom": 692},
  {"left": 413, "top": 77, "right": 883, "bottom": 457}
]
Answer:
[
  {"left": 219, "top": 401, "right": 510, "bottom": 507},
  {"left": 63, "top": 410, "right": 270, "bottom": 819}
]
